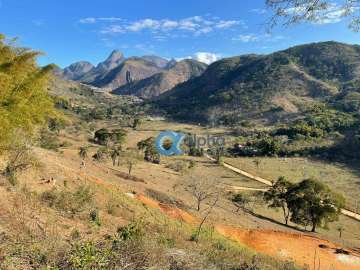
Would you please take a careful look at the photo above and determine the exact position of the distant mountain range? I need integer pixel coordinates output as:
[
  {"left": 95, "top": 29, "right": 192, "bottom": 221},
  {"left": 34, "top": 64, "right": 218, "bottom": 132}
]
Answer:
[{"left": 57, "top": 51, "right": 207, "bottom": 98}]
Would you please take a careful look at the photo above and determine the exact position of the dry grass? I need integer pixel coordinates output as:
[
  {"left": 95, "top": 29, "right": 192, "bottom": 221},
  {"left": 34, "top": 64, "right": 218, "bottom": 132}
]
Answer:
[
  {"left": 224, "top": 157, "right": 360, "bottom": 212},
  {"left": 0, "top": 118, "right": 358, "bottom": 269}
]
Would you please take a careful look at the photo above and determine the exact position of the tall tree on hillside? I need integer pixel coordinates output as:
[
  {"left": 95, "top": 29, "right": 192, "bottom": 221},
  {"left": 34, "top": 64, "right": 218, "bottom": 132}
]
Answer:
[
  {"left": 110, "top": 146, "right": 121, "bottom": 166},
  {"left": 266, "top": 0, "right": 360, "bottom": 31},
  {"left": 137, "top": 137, "right": 160, "bottom": 164},
  {"left": 264, "top": 176, "right": 292, "bottom": 225},
  {"left": 0, "top": 34, "right": 56, "bottom": 153},
  {"left": 286, "top": 178, "right": 345, "bottom": 232},
  {"left": 79, "top": 146, "right": 89, "bottom": 161},
  {"left": 132, "top": 117, "right": 142, "bottom": 130}
]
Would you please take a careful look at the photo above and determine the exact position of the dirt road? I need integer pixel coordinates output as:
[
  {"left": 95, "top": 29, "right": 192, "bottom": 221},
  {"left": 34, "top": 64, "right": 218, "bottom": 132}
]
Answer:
[{"left": 205, "top": 154, "right": 360, "bottom": 221}]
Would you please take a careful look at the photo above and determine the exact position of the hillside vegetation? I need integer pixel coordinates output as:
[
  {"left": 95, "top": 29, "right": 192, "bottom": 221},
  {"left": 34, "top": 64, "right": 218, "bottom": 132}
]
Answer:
[{"left": 155, "top": 42, "right": 360, "bottom": 125}]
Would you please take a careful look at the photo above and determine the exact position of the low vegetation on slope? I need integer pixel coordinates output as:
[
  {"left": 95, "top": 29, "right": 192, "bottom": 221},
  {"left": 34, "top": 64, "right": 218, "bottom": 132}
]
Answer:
[{"left": 155, "top": 42, "right": 360, "bottom": 126}]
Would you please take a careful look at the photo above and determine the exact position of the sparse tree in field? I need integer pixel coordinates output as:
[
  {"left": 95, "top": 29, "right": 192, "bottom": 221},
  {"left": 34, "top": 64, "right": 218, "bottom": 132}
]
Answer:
[
  {"left": 192, "top": 193, "right": 220, "bottom": 242},
  {"left": 132, "top": 117, "right": 142, "bottom": 130},
  {"left": 120, "top": 149, "right": 142, "bottom": 176},
  {"left": 137, "top": 137, "right": 160, "bottom": 164},
  {"left": 232, "top": 193, "right": 251, "bottom": 213},
  {"left": 264, "top": 176, "right": 292, "bottom": 225},
  {"left": 79, "top": 146, "right": 89, "bottom": 160},
  {"left": 286, "top": 178, "right": 345, "bottom": 232},
  {"left": 209, "top": 145, "right": 224, "bottom": 165},
  {"left": 92, "top": 147, "right": 108, "bottom": 162},
  {"left": 337, "top": 225, "right": 344, "bottom": 238},
  {"left": 266, "top": 0, "right": 360, "bottom": 31},
  {"left": 110, "top": 147, "right": 121, "bottom": 167},
  {"left": 79, "top": 146, "right": 89, "bottom": 170},
  {"left": 253, "top": 159, "right": 261, "bottom": 169},
  {"left": 185, "top": 176, "right": 219, "bottom": 211}
]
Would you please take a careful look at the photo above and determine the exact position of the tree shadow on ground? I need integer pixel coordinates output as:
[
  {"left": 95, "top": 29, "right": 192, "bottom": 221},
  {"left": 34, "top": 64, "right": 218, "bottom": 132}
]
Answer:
[{"left": 242, "top": 208, "right": 307, "bottom": 233}]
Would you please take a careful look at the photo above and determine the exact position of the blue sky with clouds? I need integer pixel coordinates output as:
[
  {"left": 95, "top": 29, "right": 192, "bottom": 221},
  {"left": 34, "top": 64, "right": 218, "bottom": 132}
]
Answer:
[{"left": 0, "top": 0, "right": 359, "bottom": 67}]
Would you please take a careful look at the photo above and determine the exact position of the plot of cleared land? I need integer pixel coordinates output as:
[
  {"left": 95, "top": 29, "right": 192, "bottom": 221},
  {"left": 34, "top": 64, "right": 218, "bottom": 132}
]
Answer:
[{"left": 224, "top": 157, "right": 360, "bottom": 212}]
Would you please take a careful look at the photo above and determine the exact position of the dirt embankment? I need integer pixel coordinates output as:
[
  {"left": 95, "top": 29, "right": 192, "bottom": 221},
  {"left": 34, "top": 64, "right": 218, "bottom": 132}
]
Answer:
[{"left": 135, "top": 193, "right": 360, "bottom": 270}]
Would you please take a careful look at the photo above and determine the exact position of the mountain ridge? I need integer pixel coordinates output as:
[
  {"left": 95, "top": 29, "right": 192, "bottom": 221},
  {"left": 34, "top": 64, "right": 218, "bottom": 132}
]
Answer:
[
  {"left": 154, "top": 41, "right": 360, "bottom": 125},
  {"left": 112, "top": 59, "right": 207, "bottom": 99}
]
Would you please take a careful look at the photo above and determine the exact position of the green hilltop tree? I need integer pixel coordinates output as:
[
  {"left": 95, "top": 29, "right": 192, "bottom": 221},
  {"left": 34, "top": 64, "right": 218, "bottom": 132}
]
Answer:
[
  {"left": 264, "top": 176, "right": 292, "bottom": 225},
  {"left": 0, "top": 34, "right": 56, "bottom": 152},
  {"left": 286, "top": 178, "right": 345, "bottom": 232}
]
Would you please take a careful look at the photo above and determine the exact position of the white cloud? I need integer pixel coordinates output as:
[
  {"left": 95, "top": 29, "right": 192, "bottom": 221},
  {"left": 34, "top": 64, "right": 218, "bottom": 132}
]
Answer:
[
  {"left": 82, "top": 16, "right": 244, "bottom": 37},
  {"left": 79, "top": 17, "right": 123, "bottom": 24},
  {"left": 80, "top": 17, "right": 97, "bottom": 24},
  {"left": 162, "top": 20, "right": 179, "bottom": 30},
  {"left": 177, "top": 52, "right": 221, "bottom": 64},
  {"left": 232, "top": 33, "right": 285, "bottom": 43},
  {"left": 194, "top": 52, "right": 221, "bottom": 64},
  {"left": 232, "top": 34, "right": 260, "bottom": 42},
  {"left": 127, "top": 19, "right": 161, "bottom": 32},
  {"left": 216, "top": 20, "right": 241, "bottom": 29},
  {"left": 195, "top": 27, "right": 213, "bottom": 35},
  {"left": 251, "top": 8, "right": 267, "bottom": 15},
  {"left": 101, "top": 25, "right": 124, "bottom": 34}
]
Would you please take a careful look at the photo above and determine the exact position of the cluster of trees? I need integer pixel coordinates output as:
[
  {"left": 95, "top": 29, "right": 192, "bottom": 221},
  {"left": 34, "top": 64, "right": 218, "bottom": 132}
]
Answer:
[
  {"left": 80, "top": 135, "right": 160, "bottom": 177},
  {"left": 276, "top": 105, "right": 356, "bottom": 140},
  {"left": 137, "top": 137, "right": 160, "bottom": 164},
  {"left": 94, "top": 128, "right": 127, "bottom": 146},
  {"left": 229, "top": 104, "right": 359, "bottom": 158},
  {"left": 263, "top": 177, "right": 345, "bottom": 232},
  {"left": 229, "top": 134, "right": 283, "bottom": 157}
]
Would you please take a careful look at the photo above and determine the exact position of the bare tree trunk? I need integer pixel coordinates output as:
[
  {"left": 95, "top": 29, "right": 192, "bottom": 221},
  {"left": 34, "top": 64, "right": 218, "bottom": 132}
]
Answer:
[
  {"left": 128, "top": 163, "right": 132, "bottom": 176},
  {"left": 282, "top": 205, "right": 289, "bottom": 225},
  {"left": 193, "top": 194, "right": 219, "bottom": 242}
]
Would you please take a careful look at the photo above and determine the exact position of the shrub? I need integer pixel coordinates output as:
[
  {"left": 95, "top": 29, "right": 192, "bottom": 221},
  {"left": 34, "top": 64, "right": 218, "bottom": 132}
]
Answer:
[
  {"left": 40, "top": 185, "right": 94, "bottom": 216},
  {"left": 89, "top": 209, "right": 101, "bottom": 226},
  {"left": 69, "top": 241, "right": 111, "bottom": 269},
  {"left": 166, "top": 161, "right": 191, "bottom": 174},
  {"left": 117, "top": 221, "right": 144, "bottom": 241},
  {"left": 39, "top": 129, "right": 62, "bottom": 151}
]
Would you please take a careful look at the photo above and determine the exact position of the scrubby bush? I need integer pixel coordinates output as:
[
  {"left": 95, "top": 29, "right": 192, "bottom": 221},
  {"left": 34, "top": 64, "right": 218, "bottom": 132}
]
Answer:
[
  {"left": 166, "top": 160, "right": 194, "bottom": 174},
  {"left": 117, "top": 221, "right": 144, "bottom": 241},
  {"left": 40, "top": 185, "right": 94, "bottom": 216},
  {"left": 94, "top": 128, "right": 127, "bottom": 146}
]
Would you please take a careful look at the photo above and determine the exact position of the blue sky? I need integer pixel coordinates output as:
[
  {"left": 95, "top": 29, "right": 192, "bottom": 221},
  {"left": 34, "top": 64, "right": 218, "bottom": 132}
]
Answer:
[{"left": 0, "top": 0, "right": 359, "bottom": 67}]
